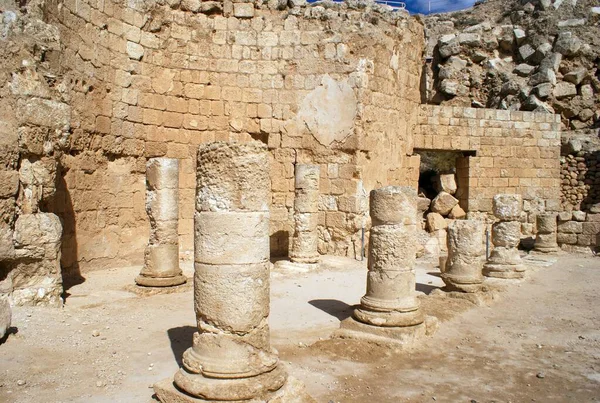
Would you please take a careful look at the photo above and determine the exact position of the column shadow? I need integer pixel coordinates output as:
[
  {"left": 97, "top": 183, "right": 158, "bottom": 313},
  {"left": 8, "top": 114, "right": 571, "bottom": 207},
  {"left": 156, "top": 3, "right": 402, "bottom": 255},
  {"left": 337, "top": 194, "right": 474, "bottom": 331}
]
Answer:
[
  {"left": 308, "top": 299, "right": 354, "bottom": 321},
  {"left": 167, "top": 326, "right": 196, "bottom": 366}
]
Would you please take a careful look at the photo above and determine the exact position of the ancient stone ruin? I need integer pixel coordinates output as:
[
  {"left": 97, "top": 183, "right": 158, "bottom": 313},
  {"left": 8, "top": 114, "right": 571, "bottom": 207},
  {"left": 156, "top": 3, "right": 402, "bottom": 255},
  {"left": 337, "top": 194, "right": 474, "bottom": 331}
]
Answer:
[
  {"left": 338, "top": 186, "right": 427, "bottom": 345},
  {"left": 1, "top": 0, "right": 599, "bottom": 399},
  {"left": 136, "top": 157, "right": 186, "bottom": 287},
  {"left": 483, "top": 194, "right": 528, "bottom": 279},
  {"left": 442, "top": 219, "right": 485, "bottom": 292}
]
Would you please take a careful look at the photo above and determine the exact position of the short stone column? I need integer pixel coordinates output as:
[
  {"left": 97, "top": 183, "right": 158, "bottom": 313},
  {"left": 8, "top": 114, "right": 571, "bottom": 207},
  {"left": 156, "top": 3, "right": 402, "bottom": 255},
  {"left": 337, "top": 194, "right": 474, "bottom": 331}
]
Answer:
[
  {"left": 442, "top": 220, "right": 484, "bottom": 292},
  {"left": 534, "top": 213, "right": 559, "bottom": 253},
  {"left": 156, "top": 142, "right": 287, "bottom": 402},
  {"left": 289, "top": 164, "right": 320, "bottom": 265},
  {"left": 136, "top": 158, "right": 186, "bottom": 287},
  {"left": 483, "top": 194, "right": 527, "bottom": 279},
  {"left": 338, "top": 186, "right": 425, "bottom": 345}
]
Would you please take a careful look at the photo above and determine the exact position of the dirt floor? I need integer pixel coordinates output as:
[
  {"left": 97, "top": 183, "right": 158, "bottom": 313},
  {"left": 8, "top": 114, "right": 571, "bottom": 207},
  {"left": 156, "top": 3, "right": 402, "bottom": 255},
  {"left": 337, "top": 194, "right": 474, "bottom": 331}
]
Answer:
[{"left": 1, "top": 253, "right": 599, "bottom": 402}]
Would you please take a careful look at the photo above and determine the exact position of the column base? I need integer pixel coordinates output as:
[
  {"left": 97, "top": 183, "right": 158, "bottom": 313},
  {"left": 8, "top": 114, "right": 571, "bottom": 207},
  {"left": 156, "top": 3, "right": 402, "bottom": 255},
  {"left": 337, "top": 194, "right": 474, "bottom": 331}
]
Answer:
[
  {"left": 441, "top": 273, "right": 483, "bottom": 293},
  {"left": 272, "top": 260, "right": 319, "bottom": 273},
  {"left": 353, "top": 306, "right": 424, "bottom": 327},
  {"left": 135, "top": 274, "right": 187, "bottom": 287},
  {"left": 482, "top": 263, "right": 526, "bottom": 279},
  {"left": 334, "top": 316, "right": 428, "bottom": 347},
  {"left": 154, "top": 367, "right": 314, "bottom": 403},
  {"left": 169, "top": 365, "right": 287, "bottom": 402},
  {"left": 532, "top": 245, "right": 560, "bottom": 253}
]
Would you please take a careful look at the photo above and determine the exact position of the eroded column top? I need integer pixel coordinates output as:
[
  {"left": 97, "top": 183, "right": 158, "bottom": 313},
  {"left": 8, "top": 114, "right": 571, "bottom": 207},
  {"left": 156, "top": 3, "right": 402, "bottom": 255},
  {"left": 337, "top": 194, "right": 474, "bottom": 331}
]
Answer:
[
  {"left": 196, "top": 141, "right": 270, "bottom": 213},
  {"left": 492, "top": 193, "right": 522, "bottom": 220},
  {"left": 370, "top": 186, "right": 417, "bottom": 226}
]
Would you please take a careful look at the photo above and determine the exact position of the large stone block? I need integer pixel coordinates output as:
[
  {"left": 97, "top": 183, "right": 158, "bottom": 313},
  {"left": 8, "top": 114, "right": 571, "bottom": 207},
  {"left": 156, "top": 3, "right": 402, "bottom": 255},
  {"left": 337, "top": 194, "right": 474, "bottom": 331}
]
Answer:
[
  {"left": 434, "top": 173, "right": 457, "bottom": 195},
  {"left": 370, "top": 186, "right": 418, "bottom": 226},
  {"left": 431, "top": 191, "right": 459, "bottom": 216},
  {"left": 426, "top": 212, "right": 447, "bottom": 232}
]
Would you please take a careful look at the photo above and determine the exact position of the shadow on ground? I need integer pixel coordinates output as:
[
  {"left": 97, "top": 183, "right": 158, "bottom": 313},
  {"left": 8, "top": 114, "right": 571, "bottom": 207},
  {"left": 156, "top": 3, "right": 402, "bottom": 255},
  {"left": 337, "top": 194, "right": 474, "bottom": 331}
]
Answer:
[
  {"left": 167, "top": 326, "right": 196, "bottom": 366},
  {"left": 308, "top": 299, "right": 354, "bottom": 321}
]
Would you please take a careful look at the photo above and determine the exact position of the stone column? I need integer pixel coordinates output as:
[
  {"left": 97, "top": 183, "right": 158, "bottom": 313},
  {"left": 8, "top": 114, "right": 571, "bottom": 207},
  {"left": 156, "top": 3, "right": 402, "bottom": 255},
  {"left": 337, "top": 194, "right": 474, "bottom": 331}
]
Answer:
[
  {"left": 534, "top": 213, "right": 559, "bottom": 253},
  {"left": 483, "top": 194, "right": 527, "bottom": 279},
  {"left": 442, "top": 220, "right": 484, "bottom": 292},
  {"left": 160, "top": 142, "right": 286, "bottom": 402},
  {"left": 289, "top": 164, "right": 320, "bottom": 265},
  {"left": 339, "top": 187, "right": 425, "bottom": 344},
  {"left": 136, "top": 158, "right": 186, "bottom": 287}
]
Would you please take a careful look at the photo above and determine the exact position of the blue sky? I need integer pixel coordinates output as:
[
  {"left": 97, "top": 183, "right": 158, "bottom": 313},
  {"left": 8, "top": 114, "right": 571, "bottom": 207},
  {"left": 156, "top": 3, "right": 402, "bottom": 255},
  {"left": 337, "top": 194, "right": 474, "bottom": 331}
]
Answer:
[{"left": 403, "top": 0, "right": 477, "bottom": 14}]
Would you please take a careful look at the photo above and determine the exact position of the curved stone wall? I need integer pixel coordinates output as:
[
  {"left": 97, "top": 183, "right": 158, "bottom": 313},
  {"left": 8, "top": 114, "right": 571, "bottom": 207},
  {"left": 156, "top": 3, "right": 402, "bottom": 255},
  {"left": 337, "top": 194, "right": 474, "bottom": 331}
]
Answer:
[{"left": 42, "top": 0, "right": 424, "bottom": 273}]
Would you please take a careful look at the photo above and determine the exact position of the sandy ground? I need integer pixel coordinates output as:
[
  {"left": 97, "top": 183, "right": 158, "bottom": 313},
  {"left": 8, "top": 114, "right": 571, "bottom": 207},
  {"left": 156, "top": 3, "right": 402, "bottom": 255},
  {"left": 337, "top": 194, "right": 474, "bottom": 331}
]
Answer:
[{"left": 1, "top": 253, "right": 599, "bottom": 402}]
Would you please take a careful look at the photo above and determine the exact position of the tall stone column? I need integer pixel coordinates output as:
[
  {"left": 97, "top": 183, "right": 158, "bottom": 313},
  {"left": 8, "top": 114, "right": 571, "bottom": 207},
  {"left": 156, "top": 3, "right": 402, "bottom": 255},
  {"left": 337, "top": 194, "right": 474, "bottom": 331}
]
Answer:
[
  {"left": 534, "top": 213, "right": 559, "bottom": 253},
  {"left": 483, "top": 194, "right": 527, "bottom": 279},
  {"left": 289, "top": 164, "right": 320, "bottom": 265},
  {"left": 339, "top": 186, "right": 425, "bottom": 345},
  {"left": 156, "top": 142, "right": 287, "bottom": 402},
  {"left": 136, "top": 158, "right": 186, "bottom": 287},
  {"left": 442, "top": 220, "right": 484, "bottom": 292}
]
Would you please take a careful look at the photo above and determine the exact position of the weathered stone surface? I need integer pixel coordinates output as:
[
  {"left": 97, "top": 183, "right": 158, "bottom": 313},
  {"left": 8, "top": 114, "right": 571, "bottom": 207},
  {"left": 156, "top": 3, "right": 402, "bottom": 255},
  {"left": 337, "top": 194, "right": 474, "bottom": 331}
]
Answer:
[
  {"left": 434, "top": 173, "right": 457, "bottom": 195},
  {"left": 514, "top": 63, "right": 535, "bottom": 76},
  {"left": 534, "top": 213, "right": 559, "bottom": 253},
  {"left": 137, "top": 158, "right": 185, "bottom": 287},
  {"left": 426, "top": 212, "right": 447, "bottom": 232},
  {"left": 438, "top": 34, "right": 460, "bottom": 58},
  {"left": 233, "top": 3, "right": 254, "bottom": 18},
  {"left": 553, "top": 31, "right": 581, "bottom": 56},
  {"left": 484, "top": 194, "right": 526, "bottom": 279},
  {"left": 563, "top": 68, "right": 587, "bottom": 85},
  {"left": 448, "top": 204, "right": 466, "bottom": 219},
  {"left": 518, "top": 44, "right": 535, "bottom": 61},
  {"left": 353, "top": 186, "right": 423, "bottom": 330},
  {"left": 173, "top": 141, "right": 289, "bottom": 401},
  {"left": 558, "top": 220, "right": 583, "bottom": 234},
  {"left": 553, "top": 82, "right": 577, "bottom": 99},
  {"left": 290, "top": 164, "right": 320, "bottom": 265},
  {"left": 443, "top": 220, "right": 484, "bottom": 292},
  {"left": 296, "top": 75, "right": 357, "bottom": 147},
  {"left": 431, "top": 192, "right": 459, "bottom": 216},
  {"left": 492, "top": 194, "right": 522, "bottom": 221}
]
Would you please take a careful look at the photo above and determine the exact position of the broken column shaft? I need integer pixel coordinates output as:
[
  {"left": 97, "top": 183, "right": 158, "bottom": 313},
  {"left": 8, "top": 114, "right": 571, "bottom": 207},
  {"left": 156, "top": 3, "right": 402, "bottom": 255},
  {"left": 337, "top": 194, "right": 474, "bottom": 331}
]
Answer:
[
  {"left": 289, "top": 164, "right": 320, "bottom": 265},
  {"left": 354, "top": 186, "right": 423, "bottom": 327},
  {"left": 442, "top": 220, "right": 484, "bottom": 292},
  {"left": 483, "top": 194, "right": 526, "bottom": 279},
  {"left": 136, "top": 158, "right": 186, "bottom": 287},
  {"left": 534, "top": 213, "right": 559, "bottom": 253},
  {"left": 167, "top": 142, "right": 286, "bottom": 401}
]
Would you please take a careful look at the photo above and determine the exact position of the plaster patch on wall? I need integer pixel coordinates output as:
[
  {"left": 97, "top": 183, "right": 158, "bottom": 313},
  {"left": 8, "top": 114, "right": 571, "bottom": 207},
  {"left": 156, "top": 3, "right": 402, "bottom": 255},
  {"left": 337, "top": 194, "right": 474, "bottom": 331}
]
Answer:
[{"left": 297, "top": 75, "right": 357, "bottom": 146}]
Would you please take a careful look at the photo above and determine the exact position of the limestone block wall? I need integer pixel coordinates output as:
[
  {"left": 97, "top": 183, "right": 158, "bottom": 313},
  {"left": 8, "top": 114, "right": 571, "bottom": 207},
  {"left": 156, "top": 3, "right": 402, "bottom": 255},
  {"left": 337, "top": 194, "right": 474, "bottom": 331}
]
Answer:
[
  {"left": 415, "top": 105, "right": 562, "bottom": 219},
  {"left": 43, "top": 0, "right": 424, "bottom": 275},
  {"left": 557, "top": 211, "right": 600, "bottom": 251}
]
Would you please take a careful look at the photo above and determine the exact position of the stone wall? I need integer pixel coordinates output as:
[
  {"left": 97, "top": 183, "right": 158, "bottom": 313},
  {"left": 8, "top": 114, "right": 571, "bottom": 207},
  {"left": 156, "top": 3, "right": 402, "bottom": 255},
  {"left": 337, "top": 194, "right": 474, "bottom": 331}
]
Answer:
[
  {"left": 42, "top": 0, "right": 424, "bottom": 276},
  {"left": 557, "top": 210, "right": 600, "bottom": 251},
  {"left": 415, "top": 105, "right": 562, "bottom": 220}
]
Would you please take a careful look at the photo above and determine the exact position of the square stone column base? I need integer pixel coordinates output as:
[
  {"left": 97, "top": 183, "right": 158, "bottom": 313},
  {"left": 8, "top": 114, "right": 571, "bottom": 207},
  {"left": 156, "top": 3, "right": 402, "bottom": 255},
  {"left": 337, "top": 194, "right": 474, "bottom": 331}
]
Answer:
[
  {"left": 153, "top": 375, "right": 315, "bottom": 403},
  {"left": 333, "top": 316, "right": 434, "bottom": 348}
]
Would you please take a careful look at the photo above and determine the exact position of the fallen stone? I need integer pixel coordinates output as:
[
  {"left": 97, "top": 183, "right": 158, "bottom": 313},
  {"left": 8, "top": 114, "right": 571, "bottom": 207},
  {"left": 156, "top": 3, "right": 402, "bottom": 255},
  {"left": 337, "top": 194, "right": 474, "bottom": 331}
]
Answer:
[
  {"left": 514, "top": 63, "right": 535, "bottom": 76},
  {"left": 434, "top": 173, "right": 457, "bottom": 195},
  {"left": 518, "top": 44, "right": 536, "bottom": 61},
  {"left": 513, "top": 28, "right": 526, "bottom": 45},
  {"left": 417, "top": 196, "right": 431, "bottom": 212},
  {"left": 529, "top": 68, "right": 556, "bottom": 86},
  {"left": 580, "top": 84, "right": 593, "bottom": 99},
  {"left": 534, "top": 83, "right": 553, "bottom": 99},
  {"left": 539, "top": 53, "right": 562, "bottom": 72},
  {"left": 553, "top": 32, "right": 581, "bottom": 56},
  {"left": 439, "top": 79, "right": 459, "bottom": 96},
  {"left": 563, "top": 68, "right": 587, "bottom": 85},
  {"left": 438, "top": 34, "right": 461, "bottom": 59},
  {"left": 578, "top": 108, "right": 593, "bottom": 122},
  {"left": 457, "top": 33, "right": 480, "bottom": 46},
  {"left": 501, "top": 81, "right": 520, "bottom": 96},
  {"left": 523, "top": 95, "right": 555, "bottom": 113},
  {"left": 431, "top": 192, "right": 459, "bottom": 216},
  {"left": 426, "top": 212, "right": 447, "bottom": 232},
  {"left": 448, "top": 204, "right": 466, "bottom": 219},
  {"left": 558, "top": 19, "right": 586, "bottom": 27},
  {"left": 553, "top": 82, "right": 577, "bottom": 99}
]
